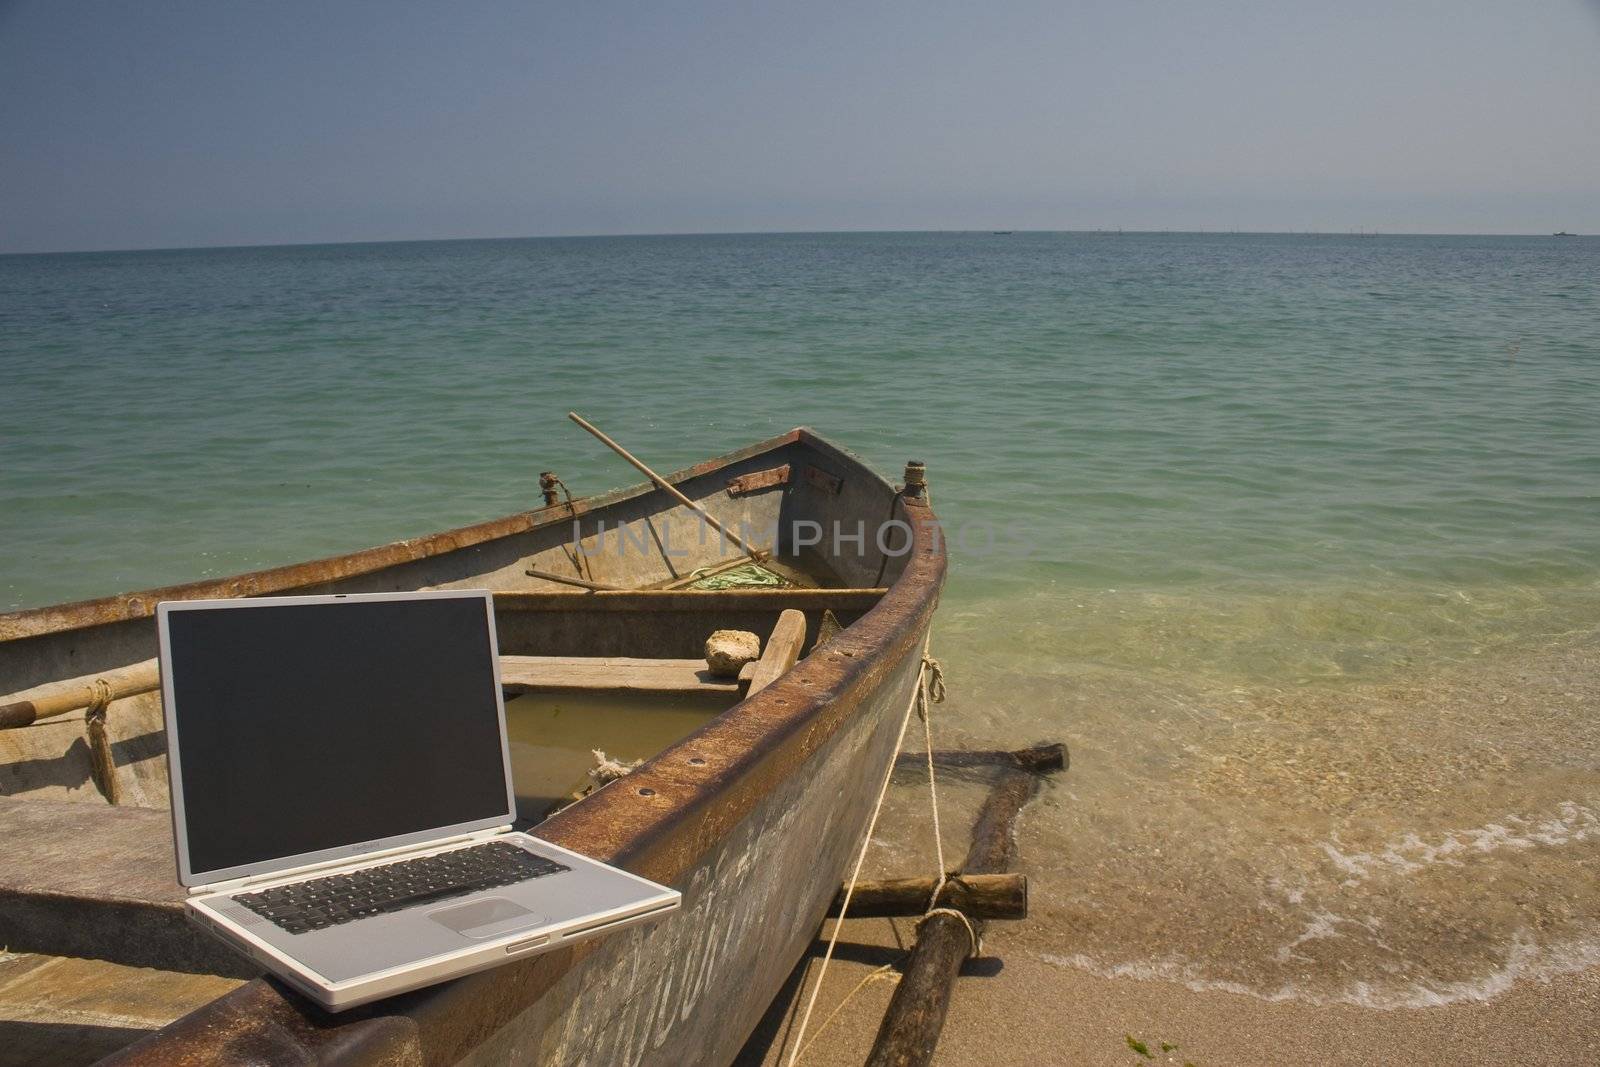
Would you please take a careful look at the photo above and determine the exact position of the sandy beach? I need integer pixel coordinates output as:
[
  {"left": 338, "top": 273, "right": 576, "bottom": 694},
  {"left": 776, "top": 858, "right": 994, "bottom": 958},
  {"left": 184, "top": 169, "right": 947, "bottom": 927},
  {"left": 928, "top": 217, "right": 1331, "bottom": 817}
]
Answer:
[
  {"left": 742, "top": 626, "right": 1600, "bottom": 1066},
  {"left": 742, "top": 917, "right": 1600, "bottom": 1066}
]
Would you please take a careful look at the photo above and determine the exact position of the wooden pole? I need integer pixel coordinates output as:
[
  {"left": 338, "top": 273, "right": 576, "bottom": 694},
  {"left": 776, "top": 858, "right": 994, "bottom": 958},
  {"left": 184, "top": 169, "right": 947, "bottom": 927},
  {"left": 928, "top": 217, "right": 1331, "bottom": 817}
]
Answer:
[
  {"left": 826, "top": 873, "right": 1026, "bottom": 921},
  {"left": 567, "top": 412, "right": 765, "bottom": 559},
  {"left": 863, "top": 748, "right": 1063, "bottom": 1067},
  {"left": 0, "top": 660, "right": 161, "bottom": 731},
  {"left": 522, "top": 566, "right": 620, "bottom": 591}
]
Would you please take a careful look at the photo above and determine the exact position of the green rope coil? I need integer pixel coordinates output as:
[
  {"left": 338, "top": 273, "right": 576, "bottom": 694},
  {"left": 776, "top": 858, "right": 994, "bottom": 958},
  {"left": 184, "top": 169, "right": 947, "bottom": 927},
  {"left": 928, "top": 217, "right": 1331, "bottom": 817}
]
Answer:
[{"left": 689, "top": 562, "right": 790, "bottom": 590}]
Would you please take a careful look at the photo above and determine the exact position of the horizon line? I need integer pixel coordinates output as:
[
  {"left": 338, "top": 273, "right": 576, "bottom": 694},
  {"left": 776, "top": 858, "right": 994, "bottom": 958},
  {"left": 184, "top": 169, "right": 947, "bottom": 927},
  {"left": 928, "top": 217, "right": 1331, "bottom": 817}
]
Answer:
[{"left": 0, "top": 226, "right": 1588, "bottom": 258}]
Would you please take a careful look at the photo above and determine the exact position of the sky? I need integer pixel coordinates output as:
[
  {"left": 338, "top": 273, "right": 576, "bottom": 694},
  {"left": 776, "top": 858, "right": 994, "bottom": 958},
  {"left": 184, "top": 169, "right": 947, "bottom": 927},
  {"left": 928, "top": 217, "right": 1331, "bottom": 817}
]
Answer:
[{"left": 2, "top": 1, "right": 1597, "bottom": 252}]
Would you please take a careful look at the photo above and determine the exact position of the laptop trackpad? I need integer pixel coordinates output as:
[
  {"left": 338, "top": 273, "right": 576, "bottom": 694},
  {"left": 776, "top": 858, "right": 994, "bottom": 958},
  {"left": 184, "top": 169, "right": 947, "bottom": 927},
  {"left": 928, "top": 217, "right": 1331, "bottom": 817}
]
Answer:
[{"left": 429, "top": 898, "right": 544, "bottom": 940}]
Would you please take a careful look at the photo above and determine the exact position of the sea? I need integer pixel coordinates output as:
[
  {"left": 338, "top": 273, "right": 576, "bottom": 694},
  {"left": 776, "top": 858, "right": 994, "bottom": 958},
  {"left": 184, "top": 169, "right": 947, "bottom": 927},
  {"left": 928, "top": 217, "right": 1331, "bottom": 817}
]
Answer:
[{"left": 3, "top": 231, "right": 1597, "bottom": 1008}]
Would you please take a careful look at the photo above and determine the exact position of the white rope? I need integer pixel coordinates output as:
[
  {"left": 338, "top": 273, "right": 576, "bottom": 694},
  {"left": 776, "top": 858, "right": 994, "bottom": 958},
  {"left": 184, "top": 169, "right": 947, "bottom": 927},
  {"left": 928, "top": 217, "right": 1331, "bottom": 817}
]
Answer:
[
  {"left": 788, "top": 965, "right": 901, "bottom": 1063},
  {"left": 588, "top": 749, "right": 641, "bottom": 785},
  {"left": 914, "top": 657, "right": 979, "bottom": 955},
  {"left": 920, "top": 906, "right": 982, "bottom": 958},
  {"left": 782, "top": 649, "right": 931, "bottom": 1067},
  {"left": 918, "top": 656, "right": 948, "bottom": 914}
]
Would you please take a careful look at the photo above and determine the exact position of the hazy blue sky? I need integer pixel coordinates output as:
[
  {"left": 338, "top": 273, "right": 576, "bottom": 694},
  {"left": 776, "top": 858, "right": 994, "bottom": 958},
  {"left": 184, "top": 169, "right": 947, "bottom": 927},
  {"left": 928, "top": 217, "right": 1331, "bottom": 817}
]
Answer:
[{"left": 3, "top": 1, "right": 1597, "bottom": 252}]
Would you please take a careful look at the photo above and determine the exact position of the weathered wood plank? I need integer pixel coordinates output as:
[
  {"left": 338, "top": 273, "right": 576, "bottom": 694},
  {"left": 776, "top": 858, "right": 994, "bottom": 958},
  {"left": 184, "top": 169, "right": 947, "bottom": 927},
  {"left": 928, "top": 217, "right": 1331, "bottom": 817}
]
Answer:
[
  {"left": 743, "top": 609, "right": 807, "bottom": 696},
  {"left": 0, "top": 797, "right": 254, "bottom": 976},
  {"left": 492, "top": 588, "right": 887, "bottom": 614},
  {"left": 1, "top": 643, "right": 788, "bottom": 725},
  {"left": 499, "top": 656, "right": 740, "bottom": 694},
  {"left": 0, "top": 955, "right": 243, "bottom": 1066},
  {"left": 826, "top": 874, "right": 1027, "bottom": 920}
]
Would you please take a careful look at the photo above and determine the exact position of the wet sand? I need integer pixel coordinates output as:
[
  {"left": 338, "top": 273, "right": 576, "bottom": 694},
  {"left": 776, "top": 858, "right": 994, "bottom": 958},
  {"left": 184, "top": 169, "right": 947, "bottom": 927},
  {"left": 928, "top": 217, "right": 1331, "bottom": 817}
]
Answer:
[
  {"left": 744, "top": 918, "right": 1600, "bottom": 1066},
  {"left": 742, "top": 613, "right": 1600, "bottom": 1066}
]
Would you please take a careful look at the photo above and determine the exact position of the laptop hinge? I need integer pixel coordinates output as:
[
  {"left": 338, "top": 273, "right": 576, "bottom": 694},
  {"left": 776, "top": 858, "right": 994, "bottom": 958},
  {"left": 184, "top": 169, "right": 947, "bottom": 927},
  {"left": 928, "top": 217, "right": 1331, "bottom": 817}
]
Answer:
[{"left": 189, "top": 825, "right": 514, "bottom": 896}]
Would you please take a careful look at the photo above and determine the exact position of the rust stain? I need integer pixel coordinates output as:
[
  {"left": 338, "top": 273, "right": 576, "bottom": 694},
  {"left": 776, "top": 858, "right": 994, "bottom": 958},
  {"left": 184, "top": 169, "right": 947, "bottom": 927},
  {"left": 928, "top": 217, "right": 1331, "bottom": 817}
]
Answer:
[{"left": 724, "top": 465, "right": 790, "bottom": 496}]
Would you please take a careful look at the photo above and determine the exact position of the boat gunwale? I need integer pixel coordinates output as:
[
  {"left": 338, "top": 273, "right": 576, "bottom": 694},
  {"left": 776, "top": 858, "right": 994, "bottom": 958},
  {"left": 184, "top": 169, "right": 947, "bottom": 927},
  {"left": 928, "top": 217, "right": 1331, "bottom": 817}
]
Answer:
[
  {"left": 0, "top": 428, "right": 808, "bottom": 643},
  {"left": 100, "top": 429, "right": 948, "bottom": 1067}
]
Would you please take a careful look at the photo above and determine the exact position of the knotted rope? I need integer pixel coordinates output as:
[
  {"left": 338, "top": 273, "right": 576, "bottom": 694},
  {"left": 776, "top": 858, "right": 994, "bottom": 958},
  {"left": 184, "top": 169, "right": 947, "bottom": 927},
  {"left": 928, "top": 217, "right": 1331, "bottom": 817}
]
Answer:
[
  {"left": 920, "top": 905, "right": 982, "bottom": 958},
  {"left": 85, "top": 678, "right": 113, "bottom": 713},
  {"left": 84, "top": 678, "right": 120, "bottom": 805},
  {"left": 784, "top": 649, "right": 961, "bottom": 1065},
  {"left": 589, "top": 749, "right": 643, "bottom": 786}
]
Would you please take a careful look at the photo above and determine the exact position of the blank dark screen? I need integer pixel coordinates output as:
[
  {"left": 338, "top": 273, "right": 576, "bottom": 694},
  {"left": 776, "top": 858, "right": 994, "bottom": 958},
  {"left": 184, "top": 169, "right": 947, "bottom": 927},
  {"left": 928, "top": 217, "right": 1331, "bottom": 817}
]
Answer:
[{"left": 166, "top": 596, "right": 510, "bottom": 877}]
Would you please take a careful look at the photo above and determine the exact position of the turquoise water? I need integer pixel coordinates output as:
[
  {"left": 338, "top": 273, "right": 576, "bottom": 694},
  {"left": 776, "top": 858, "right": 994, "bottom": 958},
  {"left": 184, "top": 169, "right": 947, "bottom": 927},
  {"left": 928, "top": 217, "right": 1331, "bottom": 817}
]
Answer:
[
  {"left": 4, "top": 234, "right": 1597, "bottom": 609},
  {"left": 3, "top": 232, "right": 1598, "bottom": 1003}
]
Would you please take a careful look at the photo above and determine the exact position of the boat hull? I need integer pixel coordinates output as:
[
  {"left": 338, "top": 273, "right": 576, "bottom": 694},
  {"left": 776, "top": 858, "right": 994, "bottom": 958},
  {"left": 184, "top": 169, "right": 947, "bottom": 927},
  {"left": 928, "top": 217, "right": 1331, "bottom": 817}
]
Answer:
[{"left": 0, "top": 428, "right": 946, "bottom": 1066}]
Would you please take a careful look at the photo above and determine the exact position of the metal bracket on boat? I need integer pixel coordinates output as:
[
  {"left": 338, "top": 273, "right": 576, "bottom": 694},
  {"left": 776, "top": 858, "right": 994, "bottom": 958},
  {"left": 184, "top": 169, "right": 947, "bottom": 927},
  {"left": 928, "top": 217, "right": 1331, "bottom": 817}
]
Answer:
[
  {"left": 725, "top": 464, "right": 791, "bottom": 497},
  {"left": 539, "top": 471, "right": 563, "bottom": 508},
  {"left": 901, "top": 460, "right": 927, "bottom": 501},
  {"left": 802, "top": 465, "right": 843, "bottom": 495}
]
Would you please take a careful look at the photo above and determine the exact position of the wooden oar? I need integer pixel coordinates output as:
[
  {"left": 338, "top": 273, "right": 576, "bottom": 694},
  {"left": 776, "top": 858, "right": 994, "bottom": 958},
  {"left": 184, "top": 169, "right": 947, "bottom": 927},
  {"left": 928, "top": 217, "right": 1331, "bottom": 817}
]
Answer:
[
  {"left": 0, "top": 660, "right": 161, "bottom": 730},
  {"left": 522, "top": 566, "right": 620, "bottom": 591},
  {"left": 567, "top": 412, "right": 767, "bottom": 560}
]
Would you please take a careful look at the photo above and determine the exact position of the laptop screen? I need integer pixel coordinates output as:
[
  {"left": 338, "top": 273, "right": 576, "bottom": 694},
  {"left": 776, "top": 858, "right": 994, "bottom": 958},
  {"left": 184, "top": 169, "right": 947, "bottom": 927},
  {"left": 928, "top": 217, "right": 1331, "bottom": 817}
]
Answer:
[{"left": 162, "top": 593, "right": 513, "bottom": 882}]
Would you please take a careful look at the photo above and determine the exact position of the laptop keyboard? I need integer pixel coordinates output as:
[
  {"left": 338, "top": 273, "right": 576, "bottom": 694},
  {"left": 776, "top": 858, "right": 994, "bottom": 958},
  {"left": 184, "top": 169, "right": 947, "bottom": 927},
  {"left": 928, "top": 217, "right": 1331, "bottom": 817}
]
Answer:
[{"left": 235, "top": 841, "right": 569, "bottom": 935}]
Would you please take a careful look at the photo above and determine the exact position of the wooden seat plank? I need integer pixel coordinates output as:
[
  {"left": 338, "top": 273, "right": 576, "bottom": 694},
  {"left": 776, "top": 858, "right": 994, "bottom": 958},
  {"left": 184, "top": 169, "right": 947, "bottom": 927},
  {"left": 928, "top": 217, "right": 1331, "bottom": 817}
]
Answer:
[
  {"left": 743, "top": 609, "right": 808, "bottom": 696},
  {"left": 498, "top": 656, "right": 740, "bottom": 694},
  {"left": 0, "top": 797, "right": 254, "bottom": 977}
]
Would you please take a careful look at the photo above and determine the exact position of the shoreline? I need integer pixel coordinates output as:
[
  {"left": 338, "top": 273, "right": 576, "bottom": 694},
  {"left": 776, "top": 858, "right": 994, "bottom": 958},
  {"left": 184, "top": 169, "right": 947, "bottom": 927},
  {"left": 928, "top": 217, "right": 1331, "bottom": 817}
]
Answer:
[{"left": 744, "top": 919, "right": 1600, "bottom": 1066}]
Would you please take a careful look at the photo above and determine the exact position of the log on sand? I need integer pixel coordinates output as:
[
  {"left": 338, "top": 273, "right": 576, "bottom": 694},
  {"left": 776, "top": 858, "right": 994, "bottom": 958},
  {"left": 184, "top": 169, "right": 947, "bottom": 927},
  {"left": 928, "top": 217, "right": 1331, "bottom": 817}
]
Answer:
[
  {"left": 825, "top": 873, "right": 1026, "bottom": 921},
  {"left": 864, "top": 743, "right": 1065, "bottom": 1067}
]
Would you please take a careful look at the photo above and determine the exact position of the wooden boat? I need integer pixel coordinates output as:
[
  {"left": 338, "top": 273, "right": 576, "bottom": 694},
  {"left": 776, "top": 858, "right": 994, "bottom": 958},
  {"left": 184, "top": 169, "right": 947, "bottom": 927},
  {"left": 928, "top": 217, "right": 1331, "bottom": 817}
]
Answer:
[{"left": 0, "top": 428, "right": 945, "bottom": 1066}]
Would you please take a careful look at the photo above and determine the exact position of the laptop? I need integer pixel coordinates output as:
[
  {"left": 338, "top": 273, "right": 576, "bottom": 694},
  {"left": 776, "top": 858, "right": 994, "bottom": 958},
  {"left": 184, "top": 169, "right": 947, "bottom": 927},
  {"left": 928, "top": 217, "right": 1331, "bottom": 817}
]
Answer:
[{"left": 157, "top": 589, "right": 680, "bottom": 1011}]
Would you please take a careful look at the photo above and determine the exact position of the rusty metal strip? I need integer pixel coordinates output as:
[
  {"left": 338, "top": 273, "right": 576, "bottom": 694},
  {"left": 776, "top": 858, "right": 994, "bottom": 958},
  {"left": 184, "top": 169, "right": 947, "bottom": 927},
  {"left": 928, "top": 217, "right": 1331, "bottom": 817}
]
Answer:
[{"left": 725, "top": 464, "right": 790, "bottom": 496}]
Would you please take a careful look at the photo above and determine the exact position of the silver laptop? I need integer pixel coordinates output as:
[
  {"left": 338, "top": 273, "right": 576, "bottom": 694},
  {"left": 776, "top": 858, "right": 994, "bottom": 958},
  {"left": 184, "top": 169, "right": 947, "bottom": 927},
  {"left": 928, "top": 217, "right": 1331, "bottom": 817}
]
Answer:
[{"left": 157, "top": 589, "right": 680, "bottom": 1011}]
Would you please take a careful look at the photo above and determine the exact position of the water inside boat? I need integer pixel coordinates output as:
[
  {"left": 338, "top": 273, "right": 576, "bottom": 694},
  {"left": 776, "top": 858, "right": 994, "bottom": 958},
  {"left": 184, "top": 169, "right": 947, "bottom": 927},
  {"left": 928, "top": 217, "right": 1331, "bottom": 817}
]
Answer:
[{"left": 508, "top": 689, "right": 736, "bottom": 818}]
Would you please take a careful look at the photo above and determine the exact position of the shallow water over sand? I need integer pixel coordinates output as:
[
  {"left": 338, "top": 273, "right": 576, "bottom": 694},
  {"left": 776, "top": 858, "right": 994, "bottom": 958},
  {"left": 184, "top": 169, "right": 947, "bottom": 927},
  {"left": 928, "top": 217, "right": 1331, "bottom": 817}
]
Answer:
[
  {"left": 3, "top": 231, "right": 1597, "bottom": 1005},
  {"left": 913, "top": 586, "right": 1600, "bottom": 1006}
]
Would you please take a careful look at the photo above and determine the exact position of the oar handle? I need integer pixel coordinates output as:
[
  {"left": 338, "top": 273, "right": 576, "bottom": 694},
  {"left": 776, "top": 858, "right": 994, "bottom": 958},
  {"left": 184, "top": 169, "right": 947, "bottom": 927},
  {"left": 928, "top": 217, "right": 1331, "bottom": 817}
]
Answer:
[{"left": 567, "top": 412, "right": 762, "bottom": 558}]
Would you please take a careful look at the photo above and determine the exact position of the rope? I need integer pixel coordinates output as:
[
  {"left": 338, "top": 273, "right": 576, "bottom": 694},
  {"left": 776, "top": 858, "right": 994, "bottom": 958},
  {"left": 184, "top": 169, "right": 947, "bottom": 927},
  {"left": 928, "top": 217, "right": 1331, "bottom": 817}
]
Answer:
[
  {"left": 918, "top": 656, "right": 948, "bottom": 914},
  {"left": 86, "top": 678, "right": 113, "bottom": 713},
  {"left": 788, "top": 965, "right": 901, "bottom": 1063},
  {"left": 588, "top": 749, "right": 642, "bottom": 785},
  {"left": 688, "top": 561, "right": 789, "bottom": 590},
  {"left": 921, "top": 906, "right": 982, "bottom": 958},
  {"left": 84, "top": 678, "right": 120, "bottom": 806},
  {"left": 783, "top": 650, "right": 931, "bottom": 1067},
  {"left": 548, "top": 475, "right": 594, "bottom": 583}
]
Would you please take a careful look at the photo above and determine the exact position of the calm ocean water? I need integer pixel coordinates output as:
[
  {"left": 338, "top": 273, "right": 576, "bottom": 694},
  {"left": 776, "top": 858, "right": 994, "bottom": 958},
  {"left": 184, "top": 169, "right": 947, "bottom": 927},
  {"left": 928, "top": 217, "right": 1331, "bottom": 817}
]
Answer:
[{"left": 3, "top": 232, "right": 1598, "bottom": 1004}]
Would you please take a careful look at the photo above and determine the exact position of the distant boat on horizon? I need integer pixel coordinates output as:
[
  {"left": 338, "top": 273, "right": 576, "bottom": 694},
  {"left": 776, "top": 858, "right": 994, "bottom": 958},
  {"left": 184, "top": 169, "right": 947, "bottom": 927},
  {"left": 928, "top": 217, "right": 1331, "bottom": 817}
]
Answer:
[
  {"left": 992, "top": 230, "right": 1014, "bottom": 235},
  {"left": 1553, "top": 231, "right": 1576, "bottom": 237}
]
